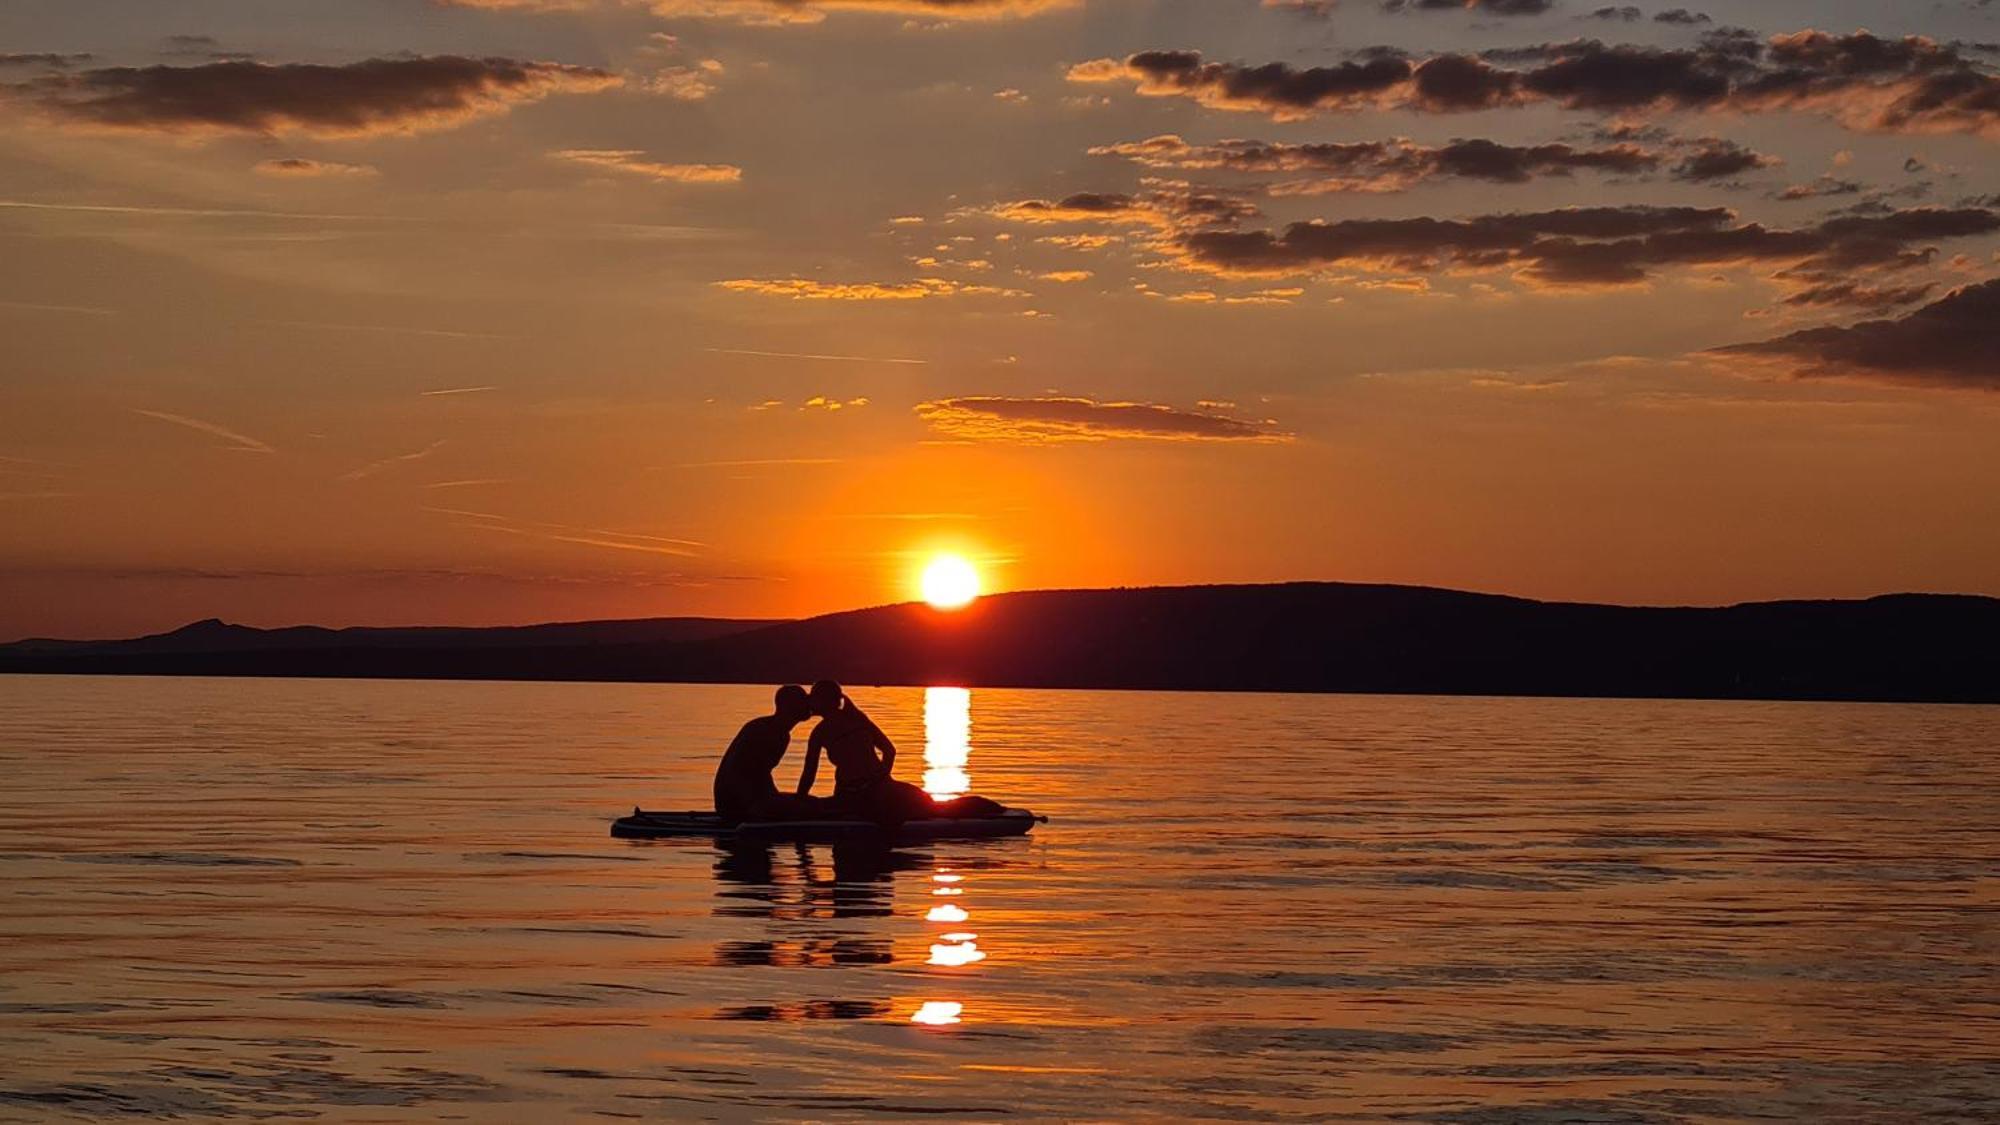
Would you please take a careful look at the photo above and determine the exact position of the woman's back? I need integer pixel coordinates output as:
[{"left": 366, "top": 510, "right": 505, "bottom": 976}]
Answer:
[{"left": 815, "top": 707, "right": 884, "bottom": 793}]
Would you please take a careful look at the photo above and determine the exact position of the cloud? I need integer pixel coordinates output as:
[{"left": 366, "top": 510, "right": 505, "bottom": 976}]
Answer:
[
  {"left": 641, "top": 59, "right": 723, "bottom": 100},
  {"left": 426, "top": 506, "right": 707, "bottom": 556},
  {"left": 1069, "top": 30, "right": 2000, "bottom": 138},
  {"left": 988, "top": 187, "right": 1259, "bottom": 229},
  {"left": 1711, "top": 278, "right": 2000, "bottom": 388},
  {"left": 1383, "top": 0, "right": 1556, "bottom": 14},
  {"left": 1778, "top": 176, "right": 1864, "bottom": 200},
  {"left": 1778, "top": 281, "right": 1937, "bottom": 310},
  {"left": 5, "top": 56, "right": 619, "bottom": 138},
  {"left": 447, "top": 0, "right": 1075, "bottom": 23},
  {"left": 1091, "top": 133, "right": 1665, "bottom": 193},
  {"left": 340, "top": 440, "right": 446, "bottom": 482},
  {"left": 253, "top": 157, "right": 378, "bottom": 177},
  {"left": 915, "top": 396, "right": 1293, "bottom": 442},
  {"left": 715, "top": 277, "right": 1027, "bottom": 299},
  {"left": 704, "top": 346, "right": 928, "bottom": 364},
  {"left": 1265, "top": 0, "right": 1561, "bottom": 14},
  {"left": 130, "top": 408, "right": 274, "bottom": 454},
  {"left": 0, "top": 53, "right": 93, "bottom": 69},
  {"left": 1671, "top": 138, "right": 1777, "bottom": 181},
  {"left": 1068, "top": 50, "right": 1412, "bottom": 121},
  {"left": 1172, "top": 203, "right": 2000, "bottom": 287},
  {"left": 553, "top": 149, "right": 742, "bottom": 184}
]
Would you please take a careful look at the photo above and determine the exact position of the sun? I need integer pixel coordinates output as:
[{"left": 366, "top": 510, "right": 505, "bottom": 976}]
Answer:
[{"left": 920, "top": 554, "right": 981, "bottom": 610}]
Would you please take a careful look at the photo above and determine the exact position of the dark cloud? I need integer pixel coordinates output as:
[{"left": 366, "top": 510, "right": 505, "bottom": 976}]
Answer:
[
  {"left": 1584, "top": 6, "right": 1641, "bottom": 20},
  {"left": 1778, "top": 177, "right": 1865, "bottom": 200},
  {"left": 455, "top": 0, "right": 1077, "bottom": 21},
  {"left": 1714, "top": 279, "right": 2000, "bottom": 387},
  {"left": 1090, "top": 134, "right": 1662, "bottom": 192},
  {"left": 1384, "top": 0, "right": 1557, "bottom": 14},
  {"left": 1672, "top": 138, "right": 1777, "bottom": 181},
  {"left": 990, "top": 186, "right": 1260, "bottom": 229},
  {"left": 1654, "top": 9, "right": 1711, "bottom": 25},
  {"left": 1779, "top": 281, "right": 1937, "bottom": 309},
  {"left": 1174, "top": 204, "right": 1999, "bottom": 288},
  {"left": 1071, "top": 30, "right": 2000, "bottom": 138},
  {"left": 3, "top": 56, "right": 619, "bottom": 137},
  {"left": 1069, "top": 50, "right": 1412, "bottom": 118},
  {"left": 915, "top": 396, "right": 1292, "bottom": 443},
  {"left": 0, "top": 53, "right": 92, "bottom": 69}
]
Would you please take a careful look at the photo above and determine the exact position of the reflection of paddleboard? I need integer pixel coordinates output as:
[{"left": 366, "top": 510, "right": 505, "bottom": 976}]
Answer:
[{"left": 610, "top": 807, "right": 1044, "bottom": 843}]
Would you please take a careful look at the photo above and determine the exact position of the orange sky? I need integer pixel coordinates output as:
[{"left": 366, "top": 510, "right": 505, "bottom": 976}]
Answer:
[{"left": 2, "top": 0, "right": 1997, "bottom": 639}]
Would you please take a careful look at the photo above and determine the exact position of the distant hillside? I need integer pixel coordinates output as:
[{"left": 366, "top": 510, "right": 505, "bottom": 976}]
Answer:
[
  {"left": 1, "top": 616, "right": 776, "bottom": 654},
  {"left": 2, "top": 583, "right": 1995, "bottom": 704}
]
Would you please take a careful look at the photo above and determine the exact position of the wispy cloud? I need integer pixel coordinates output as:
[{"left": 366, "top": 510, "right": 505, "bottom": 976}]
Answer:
[
  {"left": 340, "top": 440, "right": 446, "bottom": 482},
  {"left": 452, "top": 0, "right": 1078, "bottom": 25},
  {"left": 420, "top": 385, "right": 499, "bottom": 396},
  {"left": 704, "top": 347, "right": 928, "bottom": 365},
  {"left": 0, "top": 198, "right": 409, "bottom": 223},
  {"left": 716, "top": 277, "right": 1028, "bottom": 300},
  {"left": 673, "top": 457, "right": 843, "bottom": 468},
  {"left": 423, "top": 478, "right": 511, "bottom": 489},
  {"left": 257, "top": 320, "right": 515, "bottom": 341},
  {"left": 254, "top": 157, "right": 377, "bottom": 177},
  {"left": 0, "top": 298, "right": 115, "bottom": 316},
  {"left": 553, "top": 149, "right": 743, "bottom": 184},
  {"left": 833, "top": 511, "right": 981, "bottom": 521},
  {"left": 130, "top": 408, "right": 274, "bottom": 454},
  {"left": 423, "top": 506, "right": 708, "bottom": 557},
  {"left": 915, "top": 396, "right": 1294, "bottom": 443}
]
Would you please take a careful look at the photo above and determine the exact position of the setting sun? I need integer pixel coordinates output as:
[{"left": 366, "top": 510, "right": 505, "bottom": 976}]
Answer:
[{"left": 921, "top": 554, "right": 981, "bottom": 610}]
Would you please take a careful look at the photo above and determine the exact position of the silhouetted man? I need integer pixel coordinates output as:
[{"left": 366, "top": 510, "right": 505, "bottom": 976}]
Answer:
[{"left": 712, "top": 685, "right": 819, "bottom": 824}]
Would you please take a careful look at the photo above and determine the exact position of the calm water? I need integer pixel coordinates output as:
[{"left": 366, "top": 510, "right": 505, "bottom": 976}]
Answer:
[{"left": 1, "top": 676, "right": 1997, "bottom": 1122}]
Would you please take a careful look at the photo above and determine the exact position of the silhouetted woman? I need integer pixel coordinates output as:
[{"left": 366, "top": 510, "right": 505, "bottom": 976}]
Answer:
[{"left": 798, "top": 681, "right": 940, "bottom": 825}]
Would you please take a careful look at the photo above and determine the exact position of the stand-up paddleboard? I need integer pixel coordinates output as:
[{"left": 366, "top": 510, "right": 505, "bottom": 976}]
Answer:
[{"left": 610, "top": 807, "right": 1044, "bottom": 844}]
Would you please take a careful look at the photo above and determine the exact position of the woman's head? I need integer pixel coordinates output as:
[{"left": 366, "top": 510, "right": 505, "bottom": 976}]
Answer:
[{"left": 808, "top": 680, "right": 844, "bottom": 717}]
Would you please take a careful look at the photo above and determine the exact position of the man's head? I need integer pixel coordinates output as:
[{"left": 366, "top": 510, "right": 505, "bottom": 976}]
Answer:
[
  {"left": 774, "top": 684, "right": 811, "bottom": 723},
  {"left": 809, "top": 680, "right": 843, "bottom": 718}
]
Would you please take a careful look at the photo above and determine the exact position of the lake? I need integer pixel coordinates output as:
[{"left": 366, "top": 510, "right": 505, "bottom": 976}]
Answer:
[{"left": 2, "top": 675, "right": 1996, "bottom": 1121}]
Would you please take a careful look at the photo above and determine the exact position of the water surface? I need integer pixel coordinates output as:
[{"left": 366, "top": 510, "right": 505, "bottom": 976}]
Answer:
[{"left": 2, "top": 676, "right": 1996, "bottom": 1121}]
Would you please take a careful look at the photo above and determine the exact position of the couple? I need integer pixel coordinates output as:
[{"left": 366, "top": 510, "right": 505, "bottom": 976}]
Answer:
[{"left": 713, "top": 681, "right": 995, "bottom": 827}]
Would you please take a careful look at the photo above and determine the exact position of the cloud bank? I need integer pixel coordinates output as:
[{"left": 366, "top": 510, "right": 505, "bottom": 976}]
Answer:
[
  {"left": 5, "top": 56, "right": 618, "bottom": 137},
  {"left": 1069, "top": 30, "right": 2000, "bottom": 137},
  {"left": 1713, "top": 279, "right": 2000, "bottom": 388}
]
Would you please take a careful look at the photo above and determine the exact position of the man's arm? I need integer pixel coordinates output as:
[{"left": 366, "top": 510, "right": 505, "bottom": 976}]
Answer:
[{"left": 795, "top": 728, "right": 822, "bottom": 796}]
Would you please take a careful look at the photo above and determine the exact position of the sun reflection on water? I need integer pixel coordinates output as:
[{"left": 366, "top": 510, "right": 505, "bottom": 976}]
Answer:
[
  {"left": 922, "top": 686, "right": 971, "bottom": 799},
  {"left": 928, "top": 939, "right": 986, "bottom": 966},
  {"left": 910, "top": 1000, "right": 963, "bottom": 1026}
]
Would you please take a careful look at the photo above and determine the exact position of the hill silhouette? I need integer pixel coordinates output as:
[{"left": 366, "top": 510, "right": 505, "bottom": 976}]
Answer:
[{"left": 2, "top": 583, "right": 1994, "bottom": 703}]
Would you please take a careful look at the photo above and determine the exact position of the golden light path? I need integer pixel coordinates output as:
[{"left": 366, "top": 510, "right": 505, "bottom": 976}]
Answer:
[
  {"left": 922, "top": 686, "right": 972, "bottom": 799},
  {"left": 914, "top": 686, "right": 981, "bottom": 1025}
]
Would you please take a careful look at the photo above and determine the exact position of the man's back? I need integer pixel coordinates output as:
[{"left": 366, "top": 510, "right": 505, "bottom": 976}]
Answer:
[{"left": 713, "top": 714, "right": 788, "bottom": 820}]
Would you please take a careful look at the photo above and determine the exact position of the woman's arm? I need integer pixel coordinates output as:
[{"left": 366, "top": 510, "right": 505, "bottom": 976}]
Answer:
[
  {"left": 795, "top": 728, "right": 822, "bottom": 796},
  {"left": 867, "top": 712, "right": 897, "bottom": 775}
]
